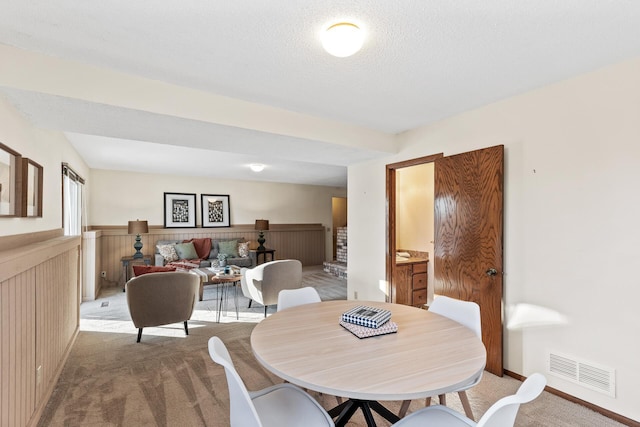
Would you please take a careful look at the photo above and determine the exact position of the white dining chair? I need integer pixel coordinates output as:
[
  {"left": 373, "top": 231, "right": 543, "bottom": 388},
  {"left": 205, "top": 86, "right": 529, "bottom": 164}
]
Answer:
[
  {"left": 277, "top": 286, "right": 321, "bottom": 311},
  {"left": 393, "top": 373, "right": 546, "bottom": 427},
  {"left": 276, "top": 286, "right": 345, "bottom": 403},
  {"left": 399, "top": 295, "right": 483, "bottom": 419},
  {"left": 208, "top": 336, "right": 334, "bottom": 427}
]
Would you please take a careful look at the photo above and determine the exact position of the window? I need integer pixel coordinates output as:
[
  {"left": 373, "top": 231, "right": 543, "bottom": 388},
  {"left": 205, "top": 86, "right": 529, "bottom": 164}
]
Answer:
[{"left": 62, "top": 163, "right": 85, "bottom": 236}]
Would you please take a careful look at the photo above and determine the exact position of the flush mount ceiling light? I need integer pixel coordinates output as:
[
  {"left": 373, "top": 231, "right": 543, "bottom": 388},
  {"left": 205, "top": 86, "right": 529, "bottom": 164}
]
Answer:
[
  {"left": 321, "top": 22, "right": 364, "bottom": 57},
  {"left": 249, "top": 163, "right": 265, "bottom": 172}
]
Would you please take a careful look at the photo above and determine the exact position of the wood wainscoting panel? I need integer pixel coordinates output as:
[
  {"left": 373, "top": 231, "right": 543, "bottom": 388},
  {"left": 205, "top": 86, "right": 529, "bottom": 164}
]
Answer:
[
  {"left": 261, "top": 226, "right": 325, "bottom": 265},
  {"left": 0, "top": 229, "right": 63, "bottom": 252},
  {"left": 0, "top": 235, "right": 80, "bottom": 427},
  {"left": 35, "top": 249, "right": 79, "bottom": 406},
  {"left": 0, "top": 270, "right": 36, "bottom": 427}
]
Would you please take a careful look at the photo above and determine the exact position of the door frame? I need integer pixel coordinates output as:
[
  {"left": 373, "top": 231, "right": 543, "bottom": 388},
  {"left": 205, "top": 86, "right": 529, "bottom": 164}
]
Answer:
[{"left": 385, "top": 153, "right": 443, "bottom": 302}]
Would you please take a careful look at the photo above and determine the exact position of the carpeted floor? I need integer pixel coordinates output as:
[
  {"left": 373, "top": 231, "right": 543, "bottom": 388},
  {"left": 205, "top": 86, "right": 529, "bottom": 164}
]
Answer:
[{"left": 38, "top": 267, "right": 625, "bottom": 426}]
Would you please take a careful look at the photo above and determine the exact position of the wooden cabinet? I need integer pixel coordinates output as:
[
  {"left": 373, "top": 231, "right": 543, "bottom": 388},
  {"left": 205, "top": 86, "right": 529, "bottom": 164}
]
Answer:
[{"left": 393, "top": 258, "right": 428, "bottom": 307}]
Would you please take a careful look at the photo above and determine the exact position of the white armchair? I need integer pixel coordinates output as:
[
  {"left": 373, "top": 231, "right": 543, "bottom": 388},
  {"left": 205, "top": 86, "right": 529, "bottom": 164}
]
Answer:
[{"left": 240, "top": 259, "right": 303, "bottom": 317}]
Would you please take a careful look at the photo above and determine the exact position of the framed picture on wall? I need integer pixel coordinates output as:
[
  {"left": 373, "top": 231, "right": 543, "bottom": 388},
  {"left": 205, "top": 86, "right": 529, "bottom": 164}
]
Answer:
[
  {"left": 21, "top": 158, "right": 43, "bottom": 217},
  {"left": 0, "top": 142, "right": 22, "bottom": 217},
  {"left": 201, "top": 194, "right": 230, "bottom": 228},
  {"left": 164, "top": 192, "right": 196, "bottom": 228}
]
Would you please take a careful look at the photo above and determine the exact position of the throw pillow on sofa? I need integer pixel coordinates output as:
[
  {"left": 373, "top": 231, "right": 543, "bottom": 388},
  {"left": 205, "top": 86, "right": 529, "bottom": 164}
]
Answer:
[
  {"left": 133, "top": 265, "right": 177, "bottom": 277},
  {"left": 174, "top": 242, "right": 199, "bottom": 259},
  {"left": 238, "top": 241, "right": 249, "bottom": 257},
  {"left": 157, "top": 244, "right": 179, "bottom": 263},
  {"left": 218, "top": 240, "right": 239, "bottom": 257},
  {"left": 182, "top": 237, "right": 212, "bottom": 259}
]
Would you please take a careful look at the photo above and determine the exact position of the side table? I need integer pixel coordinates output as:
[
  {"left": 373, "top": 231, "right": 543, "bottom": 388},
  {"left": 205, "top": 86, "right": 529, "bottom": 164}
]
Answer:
[
  {"left": 121, "top": 255, "right": 152, "bottom": 291},
  {"left": 250, "top": 248, "right": 276, "bottom": 265},
  {"left": 189, "top": 268, "right": 242, "bottom": 322}
]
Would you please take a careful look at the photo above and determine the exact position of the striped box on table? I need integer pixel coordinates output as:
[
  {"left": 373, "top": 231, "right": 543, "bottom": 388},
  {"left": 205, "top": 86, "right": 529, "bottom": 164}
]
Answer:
[{"left": 341, "top": 305, "right": 391, "bottom": 329}]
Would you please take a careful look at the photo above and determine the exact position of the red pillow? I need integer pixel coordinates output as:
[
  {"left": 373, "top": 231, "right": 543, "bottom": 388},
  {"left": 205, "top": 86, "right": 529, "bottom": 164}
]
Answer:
[{"left": 132, "top": 265, "right": 177, "bottom": 277}]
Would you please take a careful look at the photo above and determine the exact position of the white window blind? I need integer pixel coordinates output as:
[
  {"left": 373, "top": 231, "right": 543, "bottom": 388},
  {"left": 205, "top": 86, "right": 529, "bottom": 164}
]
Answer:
[{"left": 62, "top": 163, "right": 85, "bottom": 236}]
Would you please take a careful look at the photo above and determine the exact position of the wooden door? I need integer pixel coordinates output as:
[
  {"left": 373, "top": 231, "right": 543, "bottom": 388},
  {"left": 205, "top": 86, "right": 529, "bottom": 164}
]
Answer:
[{"left": 434, "top": 145, "right": 504, "bottom": 376}]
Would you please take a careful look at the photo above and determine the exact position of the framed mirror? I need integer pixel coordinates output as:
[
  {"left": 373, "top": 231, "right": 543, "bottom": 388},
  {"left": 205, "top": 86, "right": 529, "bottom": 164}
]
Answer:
[
  {"left": 0, "top": 142, "right": 22, "bottom": 217},
  {"left": 21, "top": 158, "right": 43, "bottom": 217}
]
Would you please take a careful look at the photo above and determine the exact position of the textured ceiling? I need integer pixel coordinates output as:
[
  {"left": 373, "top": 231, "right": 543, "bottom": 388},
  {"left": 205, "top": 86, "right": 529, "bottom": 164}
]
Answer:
[{"left": 1, "top": 0, "right": 639, "bottom": 187}]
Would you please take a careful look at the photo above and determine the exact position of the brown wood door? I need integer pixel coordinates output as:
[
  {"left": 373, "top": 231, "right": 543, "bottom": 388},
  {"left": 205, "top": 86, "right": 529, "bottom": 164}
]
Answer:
[{"left": 434, "top": 145, "right": 504, "bottom": 376}]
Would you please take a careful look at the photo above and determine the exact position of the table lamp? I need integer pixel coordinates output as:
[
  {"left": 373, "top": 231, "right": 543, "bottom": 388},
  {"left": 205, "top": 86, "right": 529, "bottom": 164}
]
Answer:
[
  {"left": 128, "top": 220, "right": 149, "bottom": 259},
  {"left": 255, "top": 219, "right": 269, "bottom": 251}
]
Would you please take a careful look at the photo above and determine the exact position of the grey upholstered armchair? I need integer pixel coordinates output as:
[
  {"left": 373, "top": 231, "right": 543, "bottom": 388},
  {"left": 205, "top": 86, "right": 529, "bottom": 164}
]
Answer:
[
  {"left": 240, "top": 259, "right": 303, "bottom": 317},
  {"left": 125, "top": 271, "right": 200, "bottom": 342}
]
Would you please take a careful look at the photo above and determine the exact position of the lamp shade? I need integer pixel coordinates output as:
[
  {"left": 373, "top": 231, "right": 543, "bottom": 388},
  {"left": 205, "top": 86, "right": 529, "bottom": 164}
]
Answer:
[
  {"left": 255, "top": 219, "right": 269, "bottom": 231},
  {"left": 128, "top": 220, "right": 149, "bottom": 235}
]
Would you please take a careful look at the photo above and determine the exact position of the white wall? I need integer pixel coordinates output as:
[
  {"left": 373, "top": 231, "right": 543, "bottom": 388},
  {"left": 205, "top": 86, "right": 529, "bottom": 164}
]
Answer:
[
  {"left": 89, "top": 169, "right": 346, "bottom": 261},
  {"left": 348, "top": 57, "right": 640, "bottom": 420},
  {"left": 0, "top": 94, "right": 89, "bottom": 237}
]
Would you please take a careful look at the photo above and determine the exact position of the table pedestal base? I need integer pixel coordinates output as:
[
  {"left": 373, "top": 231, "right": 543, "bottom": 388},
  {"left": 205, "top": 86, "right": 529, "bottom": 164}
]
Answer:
[{"left": 329, "top": 399, "right": 400, "bottom": 427}]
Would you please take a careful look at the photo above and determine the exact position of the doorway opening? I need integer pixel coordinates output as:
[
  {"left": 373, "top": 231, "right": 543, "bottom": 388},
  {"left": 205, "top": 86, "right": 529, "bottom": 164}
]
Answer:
[{"left": 386, "top": 154, "right": 442, "bottom": 305}]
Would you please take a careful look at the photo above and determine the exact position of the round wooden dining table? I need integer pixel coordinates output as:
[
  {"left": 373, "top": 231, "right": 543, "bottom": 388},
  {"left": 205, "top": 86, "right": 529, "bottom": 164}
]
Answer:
[{"left": 250, "top": 300, "right": 486, "bottom": 426}]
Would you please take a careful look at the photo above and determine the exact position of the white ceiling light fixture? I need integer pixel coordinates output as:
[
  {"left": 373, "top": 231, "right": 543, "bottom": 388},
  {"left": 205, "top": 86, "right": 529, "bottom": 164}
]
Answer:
[
  {"left": 249, "top": 163, "right": 265, "bottom": 172},
  {"left": 321, "top": 22, "right": 364, "bottom": 57}
]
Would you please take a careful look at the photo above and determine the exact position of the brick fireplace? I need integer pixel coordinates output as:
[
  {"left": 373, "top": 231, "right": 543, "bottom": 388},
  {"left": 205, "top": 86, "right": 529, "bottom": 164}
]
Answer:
[{"left": 324, "top": 226, "right": 347, "bottom": 278}]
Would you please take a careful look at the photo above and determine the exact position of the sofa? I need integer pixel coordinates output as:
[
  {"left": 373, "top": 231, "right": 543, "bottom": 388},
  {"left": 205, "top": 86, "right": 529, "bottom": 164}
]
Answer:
[{"left": 154, "top": 237, "right": 255, "bottom": 268}]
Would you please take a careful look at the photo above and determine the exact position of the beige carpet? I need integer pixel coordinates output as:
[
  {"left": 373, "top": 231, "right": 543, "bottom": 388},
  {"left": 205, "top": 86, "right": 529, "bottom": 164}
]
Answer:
[{"left": 38, "top": 268, "right": 625, "bottom": 426}]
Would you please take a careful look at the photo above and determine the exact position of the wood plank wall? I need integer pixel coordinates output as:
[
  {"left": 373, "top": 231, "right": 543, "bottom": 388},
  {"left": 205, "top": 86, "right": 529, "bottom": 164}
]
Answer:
[
  {"left": 0, "top": 234, "right": 80, "bottom": 427},
  {"left": 94, "top": 224, "right": 326, "bottom": 288},
  {"left": 35, "top": 250, "right": 79, "bottom": 406}
]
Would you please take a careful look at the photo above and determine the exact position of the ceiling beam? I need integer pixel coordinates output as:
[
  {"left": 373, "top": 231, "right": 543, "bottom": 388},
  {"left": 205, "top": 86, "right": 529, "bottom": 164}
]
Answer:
[{"left": 0, "top": 43, "right": 397, "bottom": 154}]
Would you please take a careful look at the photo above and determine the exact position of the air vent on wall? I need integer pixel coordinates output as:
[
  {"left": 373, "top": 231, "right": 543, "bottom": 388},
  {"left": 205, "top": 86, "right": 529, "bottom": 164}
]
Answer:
[{"left": 548, "top": 352, "right": 615, "bottom": 397}]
